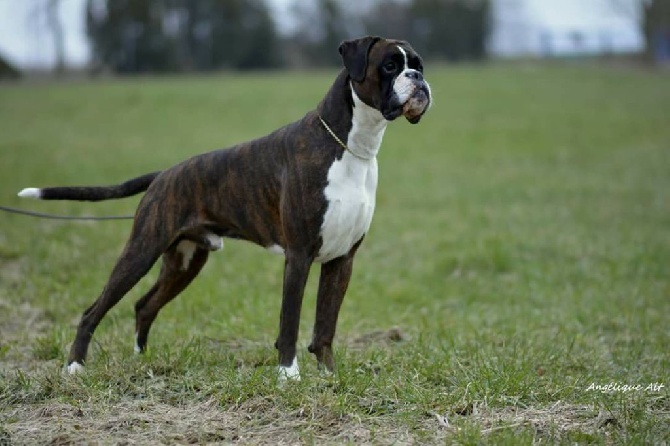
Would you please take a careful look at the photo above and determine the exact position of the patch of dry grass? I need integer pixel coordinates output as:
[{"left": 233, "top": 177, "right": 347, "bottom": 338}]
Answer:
[{"left": 6, "top": 398, "right": 653, "bottom": 445}]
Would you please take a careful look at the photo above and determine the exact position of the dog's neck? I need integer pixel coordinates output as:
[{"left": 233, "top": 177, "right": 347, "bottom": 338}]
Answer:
[{"left": 317, "top": 70, "right": 388, "bottom": 160}]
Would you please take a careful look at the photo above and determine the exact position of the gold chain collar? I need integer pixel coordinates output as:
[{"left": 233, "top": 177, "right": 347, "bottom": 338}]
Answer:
[{"left": 318, "top": 115, "right": 371, "bottom": 161}]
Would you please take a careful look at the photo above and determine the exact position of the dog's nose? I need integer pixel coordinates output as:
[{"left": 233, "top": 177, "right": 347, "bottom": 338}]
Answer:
[{"left": 405, "top": 70, "right": 423, "bottom": 82}]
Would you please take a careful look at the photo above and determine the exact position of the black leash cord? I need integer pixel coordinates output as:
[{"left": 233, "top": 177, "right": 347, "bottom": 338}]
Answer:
[{"left": 0, "top": 205, "right": 133, "bottom": 221}]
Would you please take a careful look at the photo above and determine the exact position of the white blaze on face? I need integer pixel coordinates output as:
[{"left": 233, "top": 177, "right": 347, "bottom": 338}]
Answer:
[
  {"left": 393, "top": 45, "right": 418, "bottom": 104},
  {"left": 398, "top": 44, "right": 409, "bottom": 70}
]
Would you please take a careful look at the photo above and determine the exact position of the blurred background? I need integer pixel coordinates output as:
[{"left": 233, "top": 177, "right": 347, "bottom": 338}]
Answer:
[{"left": 0, "top": 0, "right": 668, "bottom": 79}]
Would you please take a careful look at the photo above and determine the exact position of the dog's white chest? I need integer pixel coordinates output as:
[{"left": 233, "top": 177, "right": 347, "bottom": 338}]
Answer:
[{"left": 316, "top": 155, "right": 378, "bottom": 263}]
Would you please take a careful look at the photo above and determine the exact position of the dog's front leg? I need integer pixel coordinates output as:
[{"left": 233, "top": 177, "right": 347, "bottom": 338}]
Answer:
[
  {"left": 275, "top": 251, "right": 312, "bottom": 381},
  {"left": 308, "top": 242, "right": 361, "bottom": 373}
]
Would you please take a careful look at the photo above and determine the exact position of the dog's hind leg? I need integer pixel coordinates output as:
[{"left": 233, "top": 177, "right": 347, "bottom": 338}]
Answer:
[
  {"left": 134, "top": 241, "right": 209, "bottom": 354},
  {"left": 66, "top": 236, "right": 165, "bottom": 374}
]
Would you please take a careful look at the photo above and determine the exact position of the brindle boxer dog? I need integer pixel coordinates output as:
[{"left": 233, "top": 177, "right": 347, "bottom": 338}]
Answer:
[{"left": 18, "top": 36, "right": 432, "bottom": 380}]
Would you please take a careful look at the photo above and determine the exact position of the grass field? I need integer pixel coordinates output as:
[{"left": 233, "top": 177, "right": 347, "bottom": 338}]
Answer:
[{"left": 0, "top": 63, "right": 668, "bottom": 444}]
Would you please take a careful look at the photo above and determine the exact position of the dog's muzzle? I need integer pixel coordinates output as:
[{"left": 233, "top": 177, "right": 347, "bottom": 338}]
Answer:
[
  {"left": 403, "top": 84, "right": 431, "bottom": 124},
  {"left": 383, "top": 73, "right": 432, "bottom": 124}
]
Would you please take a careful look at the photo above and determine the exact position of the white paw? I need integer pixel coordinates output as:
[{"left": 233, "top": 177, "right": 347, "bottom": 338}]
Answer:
[
  {"left": 277, "top": 357, "right": 301, "bottom": 382},
  {"left": 319, "top": 367, "right": 334, "bottom": 378},
  {"left": 134, "top": 332, "right": 142, "bottom": 354},
  {"left": 67, "top": 361, "right": 85, "bottom": 375},
  {"left": 18, "top": 188, "right": 41, "bottom": 199}
]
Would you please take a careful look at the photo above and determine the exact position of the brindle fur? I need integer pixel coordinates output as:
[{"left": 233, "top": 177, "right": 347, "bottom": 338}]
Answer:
[{"left": 30, "top": 37, "right": 429, "bottom": 374}]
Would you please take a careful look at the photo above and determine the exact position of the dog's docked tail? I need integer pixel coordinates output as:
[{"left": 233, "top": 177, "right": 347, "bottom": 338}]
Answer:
[{"left": 18, "top": 172, "right": 161, "bottom": 201}]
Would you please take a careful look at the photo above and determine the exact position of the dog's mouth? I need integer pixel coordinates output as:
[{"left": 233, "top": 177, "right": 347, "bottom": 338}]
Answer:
[
  {"left": 382, "top": 106, "right": 404, "bottom": 121},
  {"left": 402, "top": 86, "right": 431, "bottom": 124},
  {"left": 383, "top": 84, "right": 431, "bottom": 124}
]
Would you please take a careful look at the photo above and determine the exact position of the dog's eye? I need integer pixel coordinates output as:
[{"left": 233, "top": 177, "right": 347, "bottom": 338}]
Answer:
[
  {"left": 383, "top": 61, "right": 397, "bottom": 73},
  {"left": 417, "top": 64, "right": 424, "bottom": 73}
]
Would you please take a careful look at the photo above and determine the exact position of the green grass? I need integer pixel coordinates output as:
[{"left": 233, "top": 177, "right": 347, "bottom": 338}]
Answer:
[{"left": 1, "top": 63, "right": 669, "bottom": 444}]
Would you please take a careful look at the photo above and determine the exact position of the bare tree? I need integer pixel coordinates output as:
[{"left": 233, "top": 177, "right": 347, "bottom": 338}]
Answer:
[
  {"left": 29, "top": 0, "right": 66, "bottom": 75},
  {"left": 612, "top": 0, "right": 670, "bottom": 63},
  {"left": 46, "top": 0, "right": 65, "bottom": 74}
]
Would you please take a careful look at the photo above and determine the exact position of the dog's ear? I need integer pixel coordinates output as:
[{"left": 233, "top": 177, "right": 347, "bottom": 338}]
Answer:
[{"left": 339, "top": 36, "right": 380, "bottom": 83}]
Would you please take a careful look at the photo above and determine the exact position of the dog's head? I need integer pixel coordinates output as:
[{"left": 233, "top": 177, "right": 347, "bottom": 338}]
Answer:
[{"left": 339, "top": 36, "right": 432, "bottom": 124}]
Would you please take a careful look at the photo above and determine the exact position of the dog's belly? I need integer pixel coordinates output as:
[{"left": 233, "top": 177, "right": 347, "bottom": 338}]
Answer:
[{"left": 316, "top": 156, "right": 377, "bottom": 263}]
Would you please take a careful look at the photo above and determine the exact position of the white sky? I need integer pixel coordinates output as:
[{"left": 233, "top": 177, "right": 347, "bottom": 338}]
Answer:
[
  {"left": 0, "top": 0, "right": 641, "bottom": 70},
  {"left": 527, "top": 0, "right": 641, "bottom": 28},
  {"left": 0, "top": 0, "right": 89, "bottom": 68}
]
